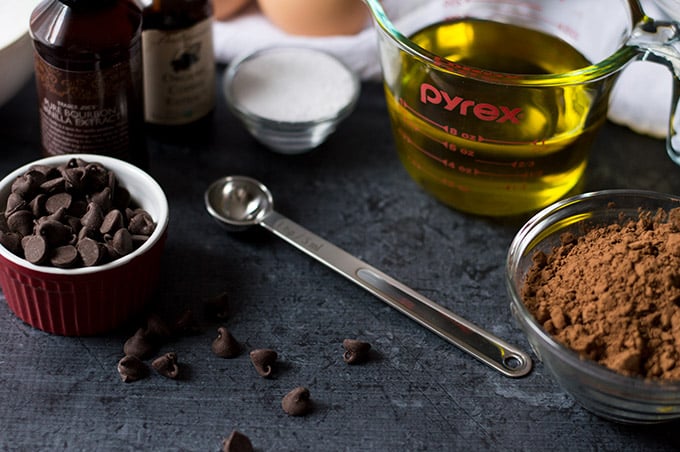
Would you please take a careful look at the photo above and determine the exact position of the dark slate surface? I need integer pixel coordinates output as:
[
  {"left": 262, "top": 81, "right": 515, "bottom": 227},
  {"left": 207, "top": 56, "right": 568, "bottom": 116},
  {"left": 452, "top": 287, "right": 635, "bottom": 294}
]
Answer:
[{"left": 1, "top": 69, "right": 680, "bottom": 451}]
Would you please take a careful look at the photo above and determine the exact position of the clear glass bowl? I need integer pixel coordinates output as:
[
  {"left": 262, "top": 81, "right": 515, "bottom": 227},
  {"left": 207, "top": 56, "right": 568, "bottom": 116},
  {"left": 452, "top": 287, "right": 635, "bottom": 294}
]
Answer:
[
  {"left": 506, "top": 189, "right": 680, "bottom": 424},
  {"left": 223, "top": 46, "right": 360, "bottom": 154}
]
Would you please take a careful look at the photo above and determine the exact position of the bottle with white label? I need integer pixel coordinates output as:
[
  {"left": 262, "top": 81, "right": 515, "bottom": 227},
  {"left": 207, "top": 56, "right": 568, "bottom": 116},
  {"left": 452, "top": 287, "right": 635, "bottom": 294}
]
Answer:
[
  {"left": 29, "top": 0, "right": 146, "bottom": 165},
  {"left": 142, "top": 0, "right": 216, "bottom": 137}
]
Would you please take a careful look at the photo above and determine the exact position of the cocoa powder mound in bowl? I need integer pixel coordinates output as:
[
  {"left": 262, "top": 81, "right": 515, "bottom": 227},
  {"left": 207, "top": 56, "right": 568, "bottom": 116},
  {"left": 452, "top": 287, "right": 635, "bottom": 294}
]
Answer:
[{"left": 506, "top": 189, "right": 680, "bottom": 424}]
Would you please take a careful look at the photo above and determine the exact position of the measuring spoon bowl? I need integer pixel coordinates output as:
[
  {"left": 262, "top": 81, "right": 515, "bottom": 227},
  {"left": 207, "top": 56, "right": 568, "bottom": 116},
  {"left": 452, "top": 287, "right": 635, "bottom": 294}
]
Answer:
[
  {"left": 205, "top": 175, "right": 533, "bottom": 377},
  {"left": 205, "top": 175, "right": 273, "bottom": 231}
]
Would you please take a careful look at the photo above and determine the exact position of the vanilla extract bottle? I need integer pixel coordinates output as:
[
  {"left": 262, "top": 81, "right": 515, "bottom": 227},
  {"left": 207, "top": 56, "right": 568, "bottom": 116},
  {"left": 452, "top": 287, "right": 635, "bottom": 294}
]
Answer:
[
  {"left": 29, "top": 0, "right": 146, "bottom": 164},
  {"left": 142, "top": 0, "right": 216, "bottom": 139}
]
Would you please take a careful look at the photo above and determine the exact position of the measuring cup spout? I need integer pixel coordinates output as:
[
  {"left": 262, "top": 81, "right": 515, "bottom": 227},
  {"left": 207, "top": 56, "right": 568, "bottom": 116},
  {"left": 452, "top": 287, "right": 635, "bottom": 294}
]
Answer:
[{"left": 627, "top": 16, "right": 680, "bottom": 163}]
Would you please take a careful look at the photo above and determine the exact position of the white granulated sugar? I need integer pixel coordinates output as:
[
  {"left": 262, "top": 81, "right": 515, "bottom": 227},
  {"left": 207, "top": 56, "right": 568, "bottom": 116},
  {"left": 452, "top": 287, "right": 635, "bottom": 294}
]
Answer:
[{"left": 231, "top": 48, "right": 356, "bottom": 123}]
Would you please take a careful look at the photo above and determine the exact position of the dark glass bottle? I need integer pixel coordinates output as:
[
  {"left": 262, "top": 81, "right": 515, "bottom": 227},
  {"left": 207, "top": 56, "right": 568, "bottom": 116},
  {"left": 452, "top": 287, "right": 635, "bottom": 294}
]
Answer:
[
  {"left": 142, "top": 0, "right": 216, "bottom": 140},
  {"left": 29, "top": 0, "right": 146, "bottom": 165}
]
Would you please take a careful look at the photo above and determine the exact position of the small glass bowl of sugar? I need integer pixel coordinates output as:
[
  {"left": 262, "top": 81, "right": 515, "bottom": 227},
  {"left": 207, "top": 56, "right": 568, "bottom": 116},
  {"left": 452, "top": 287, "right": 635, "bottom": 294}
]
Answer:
[{"left": 223, "top": 46, "right": 360, "bottom": 154}]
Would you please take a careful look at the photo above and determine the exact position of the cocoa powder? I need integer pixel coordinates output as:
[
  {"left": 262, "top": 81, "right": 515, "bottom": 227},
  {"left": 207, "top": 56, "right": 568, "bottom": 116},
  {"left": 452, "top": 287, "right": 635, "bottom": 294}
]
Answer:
[{"left": 521, "top": 207, "right": 680, "bottom": 380}]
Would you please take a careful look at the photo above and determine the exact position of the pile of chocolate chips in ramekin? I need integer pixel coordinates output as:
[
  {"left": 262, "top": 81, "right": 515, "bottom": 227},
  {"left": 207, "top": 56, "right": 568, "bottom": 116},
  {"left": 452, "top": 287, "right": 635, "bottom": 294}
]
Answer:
[{"left": 0, "top": 158, "right": 155, "bottom": 268}]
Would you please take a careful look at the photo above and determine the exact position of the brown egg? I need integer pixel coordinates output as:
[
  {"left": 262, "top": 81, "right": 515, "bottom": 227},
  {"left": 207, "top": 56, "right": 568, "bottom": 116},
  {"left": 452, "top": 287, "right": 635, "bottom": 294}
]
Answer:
[
  {"left": 257, "top": 0, "right": 369, "bottom": 36},
  {"left": 213, "top": 0, "right": 254, "bottom": 21}
]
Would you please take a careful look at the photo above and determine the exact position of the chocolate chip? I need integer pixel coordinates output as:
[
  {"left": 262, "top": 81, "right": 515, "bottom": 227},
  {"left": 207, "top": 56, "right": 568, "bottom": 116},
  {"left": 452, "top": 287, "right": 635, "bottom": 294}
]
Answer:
[
  {"left": 22, "top": 235, "right": 47, "bottom": 264},
  {"left": 29, "top": 194, "right": 46, "bottom": 218},
  {"left": 36, "top": 219, "right": 72, "bottom": 247},
  {"left": 111, "top": 228, "right": 133, "bottom": 256},
  {"left": 61, "top": 166, "right": 86, "bottom": 191},
  {"left": 100, "top": 209, "right": 124, "bottom": 235},
  {"left": 87, "top": 187, "right": 112, "bottom": 213},
  {"left": 5, "top": 192, "right": 27, "bottom": 216},
  {"left": 128, "top": 211, "right": 156, "bottom": 236},
  {"left": 342, "top": 339, "right": 372, "bottom": 364},
  {"left": 45, "top": 192, "right": 72, "bottom": 214},
  {"left": 281, "top": 386, "right": 313, "bottom": 416},
  {"left": 29, "top": 164, "right": 58, "bottom": 179},
  {"left": 211, "top": 326, "right": 240, "bottom": 358},
  {"left": 123, "top": 327, "right": 157, "bottom": 360},
  {"left": 151, "top": 352, "right": 180, "bottom": 379},
  {"left": 77, "top": 226, "right": 98, "bottom": 242},
  {"left": 45, "top": 206, "right": 67, "bottom": 223},
  {"left": 80, "top": 202, "right": 104, "bottom": 230},
  {"left": 50, "top": 245, "right": 79, "bottom": 268},
  {"left": 0, "top": 231, "right": 22, "bottom": 256},
  {"left": 77, "top": 237, "right": 104, "bottom": 267},
  {"left": 117, "top": 355, "right": 149, "bottom": 383},
  {"left": 249, "top": 349, "right": 277, "bottom": 378},
  {"left": 146, "top": 314, "right": 172, "bottom": 342},
  {"left": 6, "top": 210, "right": 33, "bottom": 236},
  {"left": 11, "top": 173, "right": 40, "bottom": 198},
  {"left": 39, "top": 176, "right": 65, "bottom": 194},
  {"left": 131, "top": 234, "right": 149, "bottom": 248},
  {"left": 222, "top": 431, "right": 254, "bottom": 452},
  {"left": 172, "top": 308, "right": 201, "bottom": 336}
]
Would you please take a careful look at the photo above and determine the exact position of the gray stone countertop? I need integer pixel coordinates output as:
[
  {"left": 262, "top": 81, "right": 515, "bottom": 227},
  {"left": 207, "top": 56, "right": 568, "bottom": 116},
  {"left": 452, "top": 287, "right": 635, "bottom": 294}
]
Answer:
[{"left": 1, "top": 69, "right": 680, "bottom": 451}]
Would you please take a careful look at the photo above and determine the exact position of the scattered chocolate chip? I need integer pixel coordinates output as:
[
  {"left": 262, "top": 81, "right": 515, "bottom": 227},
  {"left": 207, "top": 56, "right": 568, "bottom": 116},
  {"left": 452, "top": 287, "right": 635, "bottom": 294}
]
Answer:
[
  {"left": 211, "top": 326, "right": 240, "bottom": 358},
  {"left": 282, "top": 386, "right": 313, "bottom": 416},
  {"left": 205, "top": 291, "right": 229, "bottom": 320},
  {"left": 117, "top": 355, "right": 149, "bottom": 382},
  {"left": 123, "top": 328, "right": 157, "bottom": 360},
  {"left": 342, "top": 339, "right": 372, "bottom": 364},
  {"left": 151, "top": 352, "right": 180, "bottom": 379},
  {"left": 172, "top": 308, "right": 201, "bottom": 336},
  {"left": 145, "top": 314, "right": 172, "bottom": 342},
  {"left": 222, "top": 430, "right": 254, "bottom": 452},
  {"left": 249, "top": 349, "right": 277, "bottom": 378}
]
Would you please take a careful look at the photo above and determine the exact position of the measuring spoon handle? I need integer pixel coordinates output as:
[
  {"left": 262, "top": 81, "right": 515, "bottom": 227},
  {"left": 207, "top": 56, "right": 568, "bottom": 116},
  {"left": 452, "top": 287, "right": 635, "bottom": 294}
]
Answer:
[{"left": 259, "top": 211, "right": 532, "bottom": 378}]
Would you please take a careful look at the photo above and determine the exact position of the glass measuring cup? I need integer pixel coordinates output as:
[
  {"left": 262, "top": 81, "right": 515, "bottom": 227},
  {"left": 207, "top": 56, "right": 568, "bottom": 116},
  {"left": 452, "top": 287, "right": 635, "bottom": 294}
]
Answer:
[{"left": 364, "top": 0, "right": 680, "bottom": 216}]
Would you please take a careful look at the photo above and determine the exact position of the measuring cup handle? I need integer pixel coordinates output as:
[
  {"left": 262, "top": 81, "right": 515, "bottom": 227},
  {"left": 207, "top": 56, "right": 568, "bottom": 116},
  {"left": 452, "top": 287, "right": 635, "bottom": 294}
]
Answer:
[
  {"left": 627, "top": 18, "right": 680, "bottom": 162},
  {"left": 259, "top": 210, "right": 532, "bottom": 378}
]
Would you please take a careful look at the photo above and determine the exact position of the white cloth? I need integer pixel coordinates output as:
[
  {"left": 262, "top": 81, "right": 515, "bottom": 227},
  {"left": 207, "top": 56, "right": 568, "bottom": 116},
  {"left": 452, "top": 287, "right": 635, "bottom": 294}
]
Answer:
[{"left": 213, "top": 0, "right": 676, "bottom": 139}]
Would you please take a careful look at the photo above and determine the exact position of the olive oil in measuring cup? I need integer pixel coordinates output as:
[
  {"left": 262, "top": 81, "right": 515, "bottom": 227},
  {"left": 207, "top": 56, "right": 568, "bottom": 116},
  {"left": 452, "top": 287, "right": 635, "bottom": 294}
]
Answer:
[{"left": 388, "top": 19, "right": 607, "bottom": 216}]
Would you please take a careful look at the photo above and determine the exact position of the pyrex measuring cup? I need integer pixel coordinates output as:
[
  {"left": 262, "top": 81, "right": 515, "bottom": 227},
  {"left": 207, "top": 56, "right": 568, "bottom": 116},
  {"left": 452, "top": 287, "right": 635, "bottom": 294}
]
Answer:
[{"left": 364, "top": 0, "right": 680, "bottom": 216}]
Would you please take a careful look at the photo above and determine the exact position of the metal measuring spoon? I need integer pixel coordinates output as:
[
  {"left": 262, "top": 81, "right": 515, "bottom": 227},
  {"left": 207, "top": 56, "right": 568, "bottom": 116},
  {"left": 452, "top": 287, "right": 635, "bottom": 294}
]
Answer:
[{"left": 205, "top": 175, "right": 532, "bottom": 378}]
